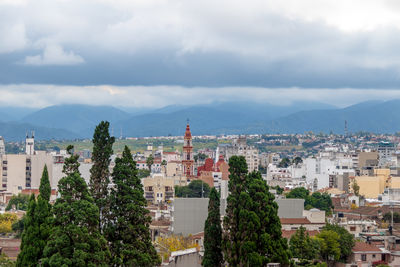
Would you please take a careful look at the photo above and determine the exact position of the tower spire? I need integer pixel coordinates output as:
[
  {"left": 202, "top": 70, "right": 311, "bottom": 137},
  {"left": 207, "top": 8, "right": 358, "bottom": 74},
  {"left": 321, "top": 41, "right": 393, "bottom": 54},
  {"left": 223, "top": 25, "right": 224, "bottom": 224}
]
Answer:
[{"left": 182, "top": 121, "right": 194, "bottom": 178}]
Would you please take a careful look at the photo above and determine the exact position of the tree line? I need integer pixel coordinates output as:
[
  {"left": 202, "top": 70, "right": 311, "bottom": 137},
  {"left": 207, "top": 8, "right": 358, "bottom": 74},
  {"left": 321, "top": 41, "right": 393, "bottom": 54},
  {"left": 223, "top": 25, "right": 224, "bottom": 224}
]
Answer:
[{"left": 16, "top": 121, "right": 160, "bottom": 266}]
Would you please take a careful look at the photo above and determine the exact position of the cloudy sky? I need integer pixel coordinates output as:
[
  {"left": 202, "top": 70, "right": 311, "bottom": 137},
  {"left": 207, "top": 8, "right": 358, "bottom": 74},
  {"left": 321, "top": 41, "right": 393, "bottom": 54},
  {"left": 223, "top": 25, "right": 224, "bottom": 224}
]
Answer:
[{"left": 2, "top": 0, "right": 400, "bottom": 108}]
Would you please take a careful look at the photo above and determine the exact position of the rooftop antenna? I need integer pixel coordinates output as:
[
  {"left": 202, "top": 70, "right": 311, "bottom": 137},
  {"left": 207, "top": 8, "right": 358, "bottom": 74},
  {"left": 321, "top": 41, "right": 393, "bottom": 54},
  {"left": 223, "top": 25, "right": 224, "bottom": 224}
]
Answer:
[
  {"left": 344, "top": 120, "right": 348, "bottom": 137},
  {"left": 31, "top": 130, "right": 35, "bottom": 138}
]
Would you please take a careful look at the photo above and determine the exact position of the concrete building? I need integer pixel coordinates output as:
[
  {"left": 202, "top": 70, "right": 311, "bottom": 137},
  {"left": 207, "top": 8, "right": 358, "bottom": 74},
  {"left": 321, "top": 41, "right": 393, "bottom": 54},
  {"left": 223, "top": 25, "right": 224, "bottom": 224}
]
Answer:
[
  {"left": 219, "top": 136, "right": 259, "bottom": 172},
  {"left": 172, "top": 198, "right": 209, "bottom": 235},
  {"left": 276, "top": 198, "right": 305, "bottom": 218},
  {"left": 142, "top": 174, "right": 175, "bottom": 204},
  {"left": 378, "top": 141, "right": 396, "bottom": 167},
  {"left": 0, "top": 137, "right": 5, "bottom": 156}
]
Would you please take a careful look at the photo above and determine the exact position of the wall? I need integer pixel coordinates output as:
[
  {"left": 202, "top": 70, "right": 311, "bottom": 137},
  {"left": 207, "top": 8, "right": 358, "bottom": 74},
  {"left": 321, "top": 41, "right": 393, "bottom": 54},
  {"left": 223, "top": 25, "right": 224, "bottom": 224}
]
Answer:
[
  {"left": 173, "top": 198, "right": 209, "bottom": 236},
  {"left": 276, "top": 199, "right": 304, "bottom": 218}
]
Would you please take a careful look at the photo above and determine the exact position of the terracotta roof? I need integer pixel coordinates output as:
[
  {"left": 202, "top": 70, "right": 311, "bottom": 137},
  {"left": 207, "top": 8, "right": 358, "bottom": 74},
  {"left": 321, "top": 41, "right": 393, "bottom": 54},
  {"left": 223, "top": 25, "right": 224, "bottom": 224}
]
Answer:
[
  {"left": 190, "top": 232, "right": 204, "bottom": 239},
  {"left": 280, "top": 218, "right": 311, "bottom": 224},
  {"left": 352, "top": 242, "right": 382, "bottom": 253},
  {"left": 281, "top": 230, "right": 319, "bottom": 239},
  {"left": 151, "top": 220, "right": 171, "bottom": 227}
]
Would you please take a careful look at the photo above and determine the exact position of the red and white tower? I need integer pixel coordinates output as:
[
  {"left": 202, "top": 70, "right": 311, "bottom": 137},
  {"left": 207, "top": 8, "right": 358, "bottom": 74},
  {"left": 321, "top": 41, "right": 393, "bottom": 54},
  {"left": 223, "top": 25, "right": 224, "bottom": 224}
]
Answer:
[{"left": 182, "top": 121, "right": 194, "bottom": 177}]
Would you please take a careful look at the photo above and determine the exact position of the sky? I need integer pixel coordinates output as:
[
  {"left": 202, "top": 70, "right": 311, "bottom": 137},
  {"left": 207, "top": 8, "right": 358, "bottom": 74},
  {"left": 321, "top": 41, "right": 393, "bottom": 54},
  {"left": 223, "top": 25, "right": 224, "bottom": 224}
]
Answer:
[{"left": 2, "top": 0, "right": 400, "bottom": 108}]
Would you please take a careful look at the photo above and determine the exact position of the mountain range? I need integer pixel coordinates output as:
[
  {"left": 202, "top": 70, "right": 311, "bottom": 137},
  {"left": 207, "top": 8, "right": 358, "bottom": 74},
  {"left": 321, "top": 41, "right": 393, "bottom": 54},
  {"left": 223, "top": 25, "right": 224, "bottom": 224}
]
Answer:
[{"left": 0, "top": 100, "right": 399, "bottom": 141}]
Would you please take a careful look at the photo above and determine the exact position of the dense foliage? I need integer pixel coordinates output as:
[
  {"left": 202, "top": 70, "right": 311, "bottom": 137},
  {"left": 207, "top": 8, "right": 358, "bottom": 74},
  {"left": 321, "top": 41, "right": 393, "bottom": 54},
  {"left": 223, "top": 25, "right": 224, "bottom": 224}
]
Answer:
[
  {"left": 175, "top": 180, "right": 210, "bottom": 198},
  {"left": 6, "top": 194, "right": 29, "bottom": 211},
  {"left": 17, "top": 165, "right": 53, "bottom": 267},
  {"left": 316, "top": 230, "right": 341, "bottom": 262},
  {"left": 384, "top": 212, "right": 400, "bottom": 223},
  {"left": 42, "top": 147, "right": 110, "bottom": 266},
  {"left": 223, "top": 156, "right": 289, "bottom": 266},
  {"left": 105, "top": 146, "right": 160, "bottom": 266},
  {"left": 322, "top": 224, "right": 355, "bottom": 262},
  {"left": 202, "top": 187, "right": 223, "bottom": 267},
  {"left": 286, "top": 188, "right": 333, "bottom": 214},
  {"left": 289, "top": 226, "right": 319, "bottom": 261},
  {"left": 89, "top": 121, "right": 115, "bottom": 233},
  {"left": 0, "top": 213, "right": 18, "bottom": 234}
]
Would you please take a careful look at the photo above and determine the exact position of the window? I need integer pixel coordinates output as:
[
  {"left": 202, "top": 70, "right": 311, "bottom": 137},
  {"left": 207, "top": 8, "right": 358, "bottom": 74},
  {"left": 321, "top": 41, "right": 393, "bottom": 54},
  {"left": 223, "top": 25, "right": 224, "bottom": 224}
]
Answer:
[
  {"left": 361, "top": 254, "right": 367, "bottom": 261},
  {"left": 372, "top": 254, "right": 376, "bottom": 258},
  {"left": 350, "top": 226, "right": 356, "bottom": 231}
]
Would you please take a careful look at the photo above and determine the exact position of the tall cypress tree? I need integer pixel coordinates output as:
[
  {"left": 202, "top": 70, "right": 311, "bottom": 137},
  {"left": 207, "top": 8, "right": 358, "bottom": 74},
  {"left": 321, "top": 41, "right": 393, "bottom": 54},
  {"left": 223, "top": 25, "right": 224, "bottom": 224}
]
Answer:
[
  {"left": 223, "top": 156, "right": 289, "bottom": 266},
  {"left": 106, "top": 146, "right": 160, "bottom": 266},
  {"left": 16, "top": 194, "right": 39, "bottom": 267},
  {"left": 222, "top": 156, "right": 248, "bottom": 266},
  {"left": 42, "top": 146, "right": 110, "bottom": 266},
  {"left": 89, "top": 121, "right": 115, "bottom": 232},
  {"left": 17, "top": 165, "right": 53, "bottom": 267},
  {"left": 39, "top": 164, "right": 51, "bottom": 202},
  {"left": 202, "top": 187, "right": 223, "bottom": 267}
]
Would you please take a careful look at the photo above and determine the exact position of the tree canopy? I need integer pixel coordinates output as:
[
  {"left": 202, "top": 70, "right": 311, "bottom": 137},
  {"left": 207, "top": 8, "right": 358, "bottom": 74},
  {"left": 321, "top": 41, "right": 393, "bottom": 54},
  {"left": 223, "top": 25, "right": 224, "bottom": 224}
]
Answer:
[
  {"left": 175, "top": 180, "right": 210, "bottom": 198},
  {"left": 105, "top": 146, "right": 160, "bottom": 266},
  {"left": 223, "top": 156, "right": 289, "bottom": 266},
  {"left": 202, "top": 187, "right": 223, "bottom": 267},
  {"left": 6, "top": 194, "right": 29, "bottom": 211},
  {"left": 89, "top": 121, "right": 115, "bottom": 233},
  {"left": 42, "top": 147, "right": 110, "bottom": 266}
]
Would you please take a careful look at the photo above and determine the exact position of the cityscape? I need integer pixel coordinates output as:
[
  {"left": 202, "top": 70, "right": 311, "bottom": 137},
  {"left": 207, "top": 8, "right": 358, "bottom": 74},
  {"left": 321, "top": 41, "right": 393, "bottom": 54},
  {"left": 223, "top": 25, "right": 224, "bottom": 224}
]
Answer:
[{"left": 2, "top": 0, "right": 400, "bottom": 266}]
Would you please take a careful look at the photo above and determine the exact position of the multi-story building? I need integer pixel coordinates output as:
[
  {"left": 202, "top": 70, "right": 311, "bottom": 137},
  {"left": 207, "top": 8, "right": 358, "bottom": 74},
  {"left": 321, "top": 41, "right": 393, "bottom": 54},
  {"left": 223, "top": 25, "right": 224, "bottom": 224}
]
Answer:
[
  {"left": 219, "top": 136, "right": 259, "bottom": 172},
  {"left": 142, "top": 174, "right": 175, "bottom": 204},
  {"left": 0, "top": 137, "right": 5, "bottom": 156},
  {"left": 378, "top": 141, "right": 396, "bottom": 167}
]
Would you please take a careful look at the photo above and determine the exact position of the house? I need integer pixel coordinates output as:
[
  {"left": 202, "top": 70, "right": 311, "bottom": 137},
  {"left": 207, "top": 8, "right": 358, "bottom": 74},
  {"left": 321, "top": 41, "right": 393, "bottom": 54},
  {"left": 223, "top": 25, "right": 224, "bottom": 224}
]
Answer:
[{"left": 348, "top": 242, "right": 388, "bottom": 266}]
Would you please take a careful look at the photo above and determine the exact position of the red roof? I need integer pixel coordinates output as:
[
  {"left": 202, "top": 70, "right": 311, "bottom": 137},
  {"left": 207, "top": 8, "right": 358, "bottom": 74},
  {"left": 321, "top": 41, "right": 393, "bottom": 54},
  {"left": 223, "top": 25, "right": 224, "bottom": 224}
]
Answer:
[
  {"left": 352, "top": 242, "right": 382, "bottom": 253},
  {"left": 280, "top": 218, "right": 312, "bottom": 224}
]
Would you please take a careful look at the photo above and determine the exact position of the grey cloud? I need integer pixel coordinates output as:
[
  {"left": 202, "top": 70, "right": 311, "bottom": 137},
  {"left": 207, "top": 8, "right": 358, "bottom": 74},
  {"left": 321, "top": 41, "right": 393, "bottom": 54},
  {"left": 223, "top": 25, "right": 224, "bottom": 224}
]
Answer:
[{"left": 1, "top": 1, "right": 400, "bottom": 88}]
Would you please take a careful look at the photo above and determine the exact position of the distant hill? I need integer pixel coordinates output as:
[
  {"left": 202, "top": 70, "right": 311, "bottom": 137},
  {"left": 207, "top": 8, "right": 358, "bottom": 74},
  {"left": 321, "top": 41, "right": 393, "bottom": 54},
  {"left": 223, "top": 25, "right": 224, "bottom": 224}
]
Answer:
[
  {"left": 4, "top": 100, "right": 400, "bottom": 140},
  {"left": 114, "top": 101, "right": 338, "bottom": 137},
  {"left": 0, "top": 121, "right": 78, "bottom": 141},
  {"left": 21, "top": 104, "right": 130, "bottom": 137},
  {"left": 262, "top": 100, "right": 400, "bottom": 134}
]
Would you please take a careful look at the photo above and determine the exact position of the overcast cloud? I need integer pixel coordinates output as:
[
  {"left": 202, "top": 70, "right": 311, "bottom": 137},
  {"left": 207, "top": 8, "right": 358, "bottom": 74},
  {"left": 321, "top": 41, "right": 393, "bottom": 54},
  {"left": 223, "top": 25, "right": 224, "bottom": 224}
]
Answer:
[{"left": 1, "top": 0, "right": 400, "bottom": 106}]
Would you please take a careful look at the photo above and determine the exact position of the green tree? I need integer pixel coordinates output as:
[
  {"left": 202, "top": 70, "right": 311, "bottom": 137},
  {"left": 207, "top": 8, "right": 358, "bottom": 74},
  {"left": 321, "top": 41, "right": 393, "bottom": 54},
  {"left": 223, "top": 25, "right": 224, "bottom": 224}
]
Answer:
[
  {"left": 39, "top": 165, "right": 51, "bottom": 202},
  {"left": 146, "top": 154, "right": 154, "bottom": 172},
  {"left": 306, "top": 192, "right": 333, "bottom": 214},
  {"left": 292, "top": 156, "right": 303, "bottom": 166},
  {"left": 63, "top": 145, "right": 80, "bottom": 176},
  {"left": 138, "top": 169, "right": 151, "bottom": 178},
  {"left": 383, "top": 212, "right": 400, "bottom": 223},
  {"left": 89, "top": 121, "right": 115, "bottom": 233},
  {"left": 316, "top": 230, "right": 341, "bottom": 263},
  {"left": 42, "top": 147, "right": 110, "bottom": 266},
  {"left": 286, "top": 187, "right": 310, "bottom": 199},
  {"left": 223, "top": 156, "right": 289, "bottom": 266},
  {"left": 6, "top": 194, "right": 29, "bottom": 211},
  {"left": 289, "top": 226, "right": 319, "bottom": 260},
  {"left": 106, "top": 146, "right": 160, "bottom": 266},
  {"left": 352, "top": 180, "right": 360, "bottom": 196},
  {"left": 16, "top": 194, "right": 39, "bottom": 267},
  {"left": 202, "top": 188, "right": 223, "bottom": 267},
  {"left": 12, "top": 217, "right": 25, "bottom": 238},
  {"left": 278, "top": 157, "right": 291, "bottom": 168},
  {"left": 322, "top": 224, "right": 355, "bottom": 262},
  {"left": 175, "top": 180, "right": 210, "bottom": 198}
]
